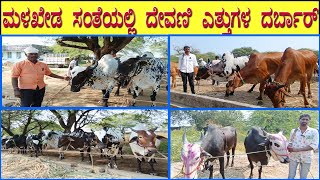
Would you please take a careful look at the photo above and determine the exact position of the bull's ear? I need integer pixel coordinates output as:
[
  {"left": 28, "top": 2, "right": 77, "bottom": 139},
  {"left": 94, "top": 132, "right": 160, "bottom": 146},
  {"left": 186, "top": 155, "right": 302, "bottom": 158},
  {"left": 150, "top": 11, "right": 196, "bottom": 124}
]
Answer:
[
  {"left": 129, "top": 136, "right": 138, "bottom": 143},
  {"left": 236, "top": 65, "right": 241, "bottom": 72},
  {"left": 156, "top": 135, "right": 167, "bottom": 141}
]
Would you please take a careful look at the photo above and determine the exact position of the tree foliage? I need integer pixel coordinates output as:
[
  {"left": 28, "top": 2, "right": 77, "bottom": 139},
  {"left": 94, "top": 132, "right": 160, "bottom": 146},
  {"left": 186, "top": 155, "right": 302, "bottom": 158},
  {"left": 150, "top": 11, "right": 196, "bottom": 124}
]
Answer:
[
  {"left": 91, "top": 110, "right": 168, "bottom": 129},
  {"left": 56, "top": 37, "right": 134, "bottom": 59},
  {"left": 231, "top": 47, "right": 259, "bottom": 57},
  {"left": 1, "top": 110, "right": 61, "bottom": 136},
  {"left": 248, "top": 110, "right": 318, "bottom": 136}
]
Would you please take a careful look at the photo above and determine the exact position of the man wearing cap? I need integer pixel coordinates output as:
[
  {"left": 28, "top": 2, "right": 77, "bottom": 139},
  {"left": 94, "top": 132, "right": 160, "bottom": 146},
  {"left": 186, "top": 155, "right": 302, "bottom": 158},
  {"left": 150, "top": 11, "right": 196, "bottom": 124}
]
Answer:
[
  {"left": 178, "top": 46, "right": 198, "bottom": 94},
  {"left": 199, "top": 58, "right": 207, "bottom": 67},
  {"left": 287, "top": 114, "right": 319, "bottom": 179},
  {"left": 67, "top": 58, "right": 79, "bottom": 77},
  {"left": 11, "top": 46, "right": 70, "bottom": 107}
]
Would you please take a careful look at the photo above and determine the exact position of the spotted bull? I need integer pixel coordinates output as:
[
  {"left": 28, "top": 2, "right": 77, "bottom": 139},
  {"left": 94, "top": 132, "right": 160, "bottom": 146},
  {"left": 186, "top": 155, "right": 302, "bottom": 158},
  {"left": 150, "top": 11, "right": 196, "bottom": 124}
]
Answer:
[
  {"left": 129, "top": 126, "right": 167, "bottom": 175},
  {"left": 70, "top": 52, "right": 164, "bottom": 107},
  {"left": 244, "top": 127, "right": 289, "bottom": 179},
  {"left": 93, "top": 127, "right": 125, "bottom": 169}
]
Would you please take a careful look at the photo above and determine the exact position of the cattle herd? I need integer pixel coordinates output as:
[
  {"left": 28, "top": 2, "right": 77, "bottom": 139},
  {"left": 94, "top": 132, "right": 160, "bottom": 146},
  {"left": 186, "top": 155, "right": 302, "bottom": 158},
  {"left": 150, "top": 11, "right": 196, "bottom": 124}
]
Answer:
[
  {"left": 171, "top": 47, "right": 318, "bottom": 108},
  {"left": 181, "top": 125, "right": 291, "bottom": 179},
  {"left": 2, "top": 124, "right": 167, "bottom": 176}
]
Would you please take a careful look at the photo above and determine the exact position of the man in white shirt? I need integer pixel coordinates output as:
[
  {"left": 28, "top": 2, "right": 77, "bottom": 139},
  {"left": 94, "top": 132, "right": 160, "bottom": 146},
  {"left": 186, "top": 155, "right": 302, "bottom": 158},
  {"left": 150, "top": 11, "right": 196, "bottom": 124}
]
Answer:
[
  {"left": 199, "top": 58, "right": 207, "bottom": 67},
  {"left": 178, "top": 46, "right": 199, "bottom": 94},
  {"left": 67, "top": 58, "right": 79, "bottom": 77},
  {"left": 287, "top": 114, "right": 319, "bottom": 179}
]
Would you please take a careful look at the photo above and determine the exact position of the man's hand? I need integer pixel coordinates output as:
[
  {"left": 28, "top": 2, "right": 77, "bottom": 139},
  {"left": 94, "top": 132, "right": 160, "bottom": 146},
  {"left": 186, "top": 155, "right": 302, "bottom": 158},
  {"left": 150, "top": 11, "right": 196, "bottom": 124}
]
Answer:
[{"left": 14, "top": 89, "right": 21, "bottom": 98}]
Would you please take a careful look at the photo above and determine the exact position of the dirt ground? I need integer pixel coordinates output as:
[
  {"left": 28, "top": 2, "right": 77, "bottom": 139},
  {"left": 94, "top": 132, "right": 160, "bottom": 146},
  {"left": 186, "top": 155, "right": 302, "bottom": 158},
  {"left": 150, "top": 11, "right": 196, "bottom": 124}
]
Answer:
[
  {"left": 171, "top": 151, "right": 319, "bottom": 179},
  {"left": 2, "top": 150, "right": 168, "bottom": 178},
  {"left": 170, "top": 76, "right": 319, "bottom": 108},
  {"left": 2, "top": 66, "right": 168, "bottom": 107}
]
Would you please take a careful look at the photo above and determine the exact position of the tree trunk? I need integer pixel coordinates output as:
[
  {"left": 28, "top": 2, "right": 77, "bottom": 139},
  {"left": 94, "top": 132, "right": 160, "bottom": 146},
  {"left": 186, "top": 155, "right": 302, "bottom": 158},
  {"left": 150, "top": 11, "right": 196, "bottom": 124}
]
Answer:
[
  {"left": 56, "top": 36, "right": 134, "bottom": 60},
  {"left": 1, "top": 125, "right": 14, "bottom": 136},
  {"left": 22, "top": 111, "right": 34, "bottom": 135}
]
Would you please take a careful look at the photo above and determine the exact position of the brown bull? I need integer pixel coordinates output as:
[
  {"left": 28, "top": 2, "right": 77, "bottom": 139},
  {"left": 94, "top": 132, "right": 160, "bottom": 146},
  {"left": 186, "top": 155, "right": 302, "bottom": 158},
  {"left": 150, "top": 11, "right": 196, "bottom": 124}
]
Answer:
[
  {"left": 265, "top": 48, "right": 317, "bottom": 107},
  {"left": 226, "top": 52, "right": 283, "bottom": 100}
]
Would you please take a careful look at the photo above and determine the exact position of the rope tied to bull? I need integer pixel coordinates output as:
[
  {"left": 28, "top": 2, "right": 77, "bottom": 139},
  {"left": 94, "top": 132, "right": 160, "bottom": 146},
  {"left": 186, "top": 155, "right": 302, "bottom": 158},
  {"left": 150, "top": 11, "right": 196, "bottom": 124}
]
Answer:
[
  {"left": 173, "top": 157, "right": 205, "bottom": 179},
  {"left": 45, "top": 83, "right": 70, "bottom": 106},
  {"left": 236, "top": 71, "right": 245, "bottom": 84}
]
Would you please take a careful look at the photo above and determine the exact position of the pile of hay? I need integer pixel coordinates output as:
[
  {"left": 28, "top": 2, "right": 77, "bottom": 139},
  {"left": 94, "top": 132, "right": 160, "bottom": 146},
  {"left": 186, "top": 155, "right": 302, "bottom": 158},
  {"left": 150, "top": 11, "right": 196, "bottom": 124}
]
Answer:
[{"left": 1, "top": 153, "right": 120, "bottom": 178}]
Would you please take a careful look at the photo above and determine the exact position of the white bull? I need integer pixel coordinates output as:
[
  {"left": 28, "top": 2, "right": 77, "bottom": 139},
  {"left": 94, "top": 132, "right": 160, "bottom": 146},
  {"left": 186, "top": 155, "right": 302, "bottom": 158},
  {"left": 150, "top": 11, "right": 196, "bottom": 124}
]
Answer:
[{"left": 70, "top": 52, "right": 165, "bottom": 107}]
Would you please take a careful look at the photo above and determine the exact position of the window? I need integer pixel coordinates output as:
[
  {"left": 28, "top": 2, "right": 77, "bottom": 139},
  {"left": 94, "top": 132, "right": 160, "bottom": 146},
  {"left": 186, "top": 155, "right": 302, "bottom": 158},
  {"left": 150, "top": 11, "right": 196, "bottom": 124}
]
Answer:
[
  {"left": 7, "top": 52, "right": 12, "bottom": 58},
  {"left": 16, "top": 52, "right": 21, "bottom": 59}
]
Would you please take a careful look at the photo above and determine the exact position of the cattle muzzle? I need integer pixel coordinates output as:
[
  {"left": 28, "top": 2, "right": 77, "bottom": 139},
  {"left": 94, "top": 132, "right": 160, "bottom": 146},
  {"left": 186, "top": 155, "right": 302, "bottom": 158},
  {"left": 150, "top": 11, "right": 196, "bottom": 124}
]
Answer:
[
  {"left": 225, "top": 90, "right": 234, "bottom": 97},
  {"left": 70, "top": 85, "right": 81, "bottom": 92}
]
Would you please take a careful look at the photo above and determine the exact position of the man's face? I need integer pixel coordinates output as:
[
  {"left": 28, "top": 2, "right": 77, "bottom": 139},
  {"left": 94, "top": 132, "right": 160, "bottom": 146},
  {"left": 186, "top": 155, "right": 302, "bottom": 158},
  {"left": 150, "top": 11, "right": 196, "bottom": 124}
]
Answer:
[
  {"left": 184, "top": 47, "right": 190, "bottom": 54},
  {"left": 26, "top": 53, "right": 39, "bottom": 61},
  {"left": 299, "top": 116, "right": 310, "bottom": 127}
]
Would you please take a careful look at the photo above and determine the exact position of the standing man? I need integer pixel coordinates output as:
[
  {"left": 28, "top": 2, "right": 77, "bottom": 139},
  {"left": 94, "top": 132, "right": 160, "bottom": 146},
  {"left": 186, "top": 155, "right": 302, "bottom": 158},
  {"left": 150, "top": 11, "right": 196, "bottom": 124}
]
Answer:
[
  {"left": 198, "top": 58, "right": 207, "bottom": 67},
  {"left": 12, "top": 46, "right": 70, "bottom": 107},
  {"left": 287, "top": 114, "right": 319, "bottom": 179},
  {"left": 67, "top": 57, "right": 79, "bottom": 77},
  {"left": 178, "top": 46, "right": 198, "bottom": 94}
]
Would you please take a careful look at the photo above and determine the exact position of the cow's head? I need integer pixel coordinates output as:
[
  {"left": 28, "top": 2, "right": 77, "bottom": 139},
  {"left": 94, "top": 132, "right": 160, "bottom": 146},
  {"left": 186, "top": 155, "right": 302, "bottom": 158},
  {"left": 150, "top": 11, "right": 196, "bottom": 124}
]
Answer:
[
  {"left": 259, "top": 131, "right": 289, "bottom": 163},
  {"left": 5, "top": 138, "right": 14, "bottom": 149},
  {"left": 195, "top": 67, "right": 209, "bottom": 80},
  {"left": 264, "top": 82, "right": 292, "bottom": 108},
  {"left": 225, "top": 72, "right": 242, "bottom": 97},
  {"left": 129, "top": 128, "right": 167, "bottom": 155},
  {"left": 181, "top": 131, "right": 211, "bottom": 179},
  {"left": 70, "top": 60, "right": 99, "bottom": 92}
]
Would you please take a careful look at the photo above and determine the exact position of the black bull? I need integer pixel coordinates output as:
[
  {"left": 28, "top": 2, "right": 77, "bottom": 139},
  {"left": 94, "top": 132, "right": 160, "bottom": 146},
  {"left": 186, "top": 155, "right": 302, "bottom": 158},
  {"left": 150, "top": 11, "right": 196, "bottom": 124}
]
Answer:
[
  {"left": 202, "top": 125, "right": 237, "bottom": 179},
  {"left": 244, "top": 127, "right": 289, "bottom": 179},
  {"left": 58, "top": 132, "right": 97, "bottom": 162}
]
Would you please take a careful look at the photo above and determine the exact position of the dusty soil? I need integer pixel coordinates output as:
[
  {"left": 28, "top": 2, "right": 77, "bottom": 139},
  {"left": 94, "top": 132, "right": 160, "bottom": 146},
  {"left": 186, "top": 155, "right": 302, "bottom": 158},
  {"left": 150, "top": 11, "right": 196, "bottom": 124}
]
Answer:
[
  {"left": 170, "top": 76, "right": 319, "bottom": 108},
  {"left": 2, "top": 150, "right": 168, "bottom": 178},
  {"left": 171, "top": 151, "right": 319, "bottom": 179},
  {"left": 2, "top": 66, "right": 168, "bottom": 107}
]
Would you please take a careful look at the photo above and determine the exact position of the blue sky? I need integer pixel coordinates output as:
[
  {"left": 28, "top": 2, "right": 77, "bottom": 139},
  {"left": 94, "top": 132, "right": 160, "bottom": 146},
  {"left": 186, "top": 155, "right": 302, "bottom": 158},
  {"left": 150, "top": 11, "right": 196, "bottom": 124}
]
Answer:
[{"left": 170, "top": 36, "right": 319, "bottom": 55}]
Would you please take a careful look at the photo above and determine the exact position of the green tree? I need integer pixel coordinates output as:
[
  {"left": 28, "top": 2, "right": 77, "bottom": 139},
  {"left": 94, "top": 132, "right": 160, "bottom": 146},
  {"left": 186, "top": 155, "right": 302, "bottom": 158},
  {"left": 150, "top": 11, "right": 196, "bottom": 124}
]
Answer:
[
  {"left": 231, "top": 47, "right": 259, "bottom": 57},
  {"left": 56, "top": 36, "right": 134, "bottom": 59},
  {"left": 248, "top": 111, "right": 318, "bottom": 136},
  {"left": 1, "top": 110, "right": 59, "bottom": 136}
]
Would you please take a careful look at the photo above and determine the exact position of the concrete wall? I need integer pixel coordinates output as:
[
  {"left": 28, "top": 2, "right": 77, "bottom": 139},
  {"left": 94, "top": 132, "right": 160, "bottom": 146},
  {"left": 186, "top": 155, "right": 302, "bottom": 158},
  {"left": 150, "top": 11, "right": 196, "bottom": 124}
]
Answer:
[{"left": 170, "top": 90, "right": 263, "bottom": 108}]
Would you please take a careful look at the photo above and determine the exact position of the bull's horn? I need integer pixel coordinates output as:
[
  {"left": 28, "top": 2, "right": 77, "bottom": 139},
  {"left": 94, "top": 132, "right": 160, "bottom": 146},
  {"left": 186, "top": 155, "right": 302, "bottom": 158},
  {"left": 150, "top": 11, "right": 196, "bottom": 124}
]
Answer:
[
  {"left": 279, "top": 88, "right": 292, "bottom": 97},
  {"left": 88, "top": 59, "right": 99, "bottom": 70},
  {"left": 149, "top": 127, "right": 158, "bottom": 132},
  {"left": 182, "top": 129, "right": 188, "bottom": 144}
]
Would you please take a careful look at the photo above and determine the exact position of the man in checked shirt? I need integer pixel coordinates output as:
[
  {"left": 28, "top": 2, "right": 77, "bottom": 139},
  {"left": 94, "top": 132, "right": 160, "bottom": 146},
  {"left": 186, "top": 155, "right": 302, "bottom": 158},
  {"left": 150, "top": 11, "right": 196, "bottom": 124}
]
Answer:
[{"left": 287, "top": 114, "right": 319, "bottom": 179}]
